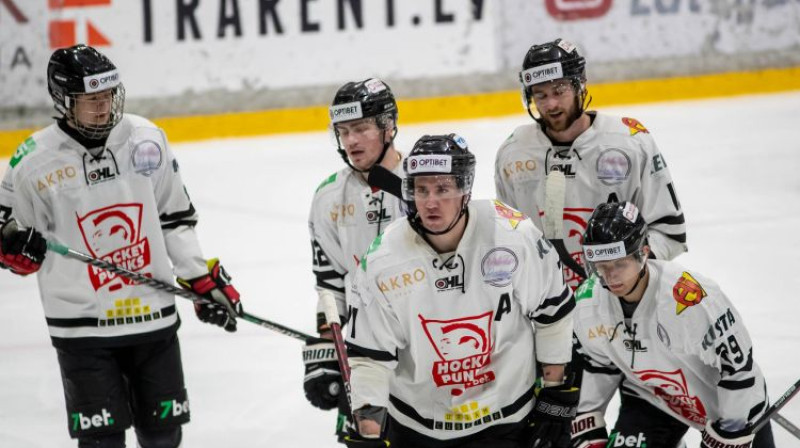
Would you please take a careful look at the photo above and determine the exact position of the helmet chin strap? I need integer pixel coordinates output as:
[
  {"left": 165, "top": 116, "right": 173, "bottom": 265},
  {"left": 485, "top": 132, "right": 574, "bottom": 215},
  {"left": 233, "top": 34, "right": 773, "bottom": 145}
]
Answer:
[{"left": 621, "top": 263, "right": 648, "bottom": 298}]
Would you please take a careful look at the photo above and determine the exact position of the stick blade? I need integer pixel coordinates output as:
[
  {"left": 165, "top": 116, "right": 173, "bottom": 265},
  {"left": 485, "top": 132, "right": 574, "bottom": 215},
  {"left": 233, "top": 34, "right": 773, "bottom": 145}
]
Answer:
[{"left": 544, "top": 170, "right": 566, "bottom": 239}]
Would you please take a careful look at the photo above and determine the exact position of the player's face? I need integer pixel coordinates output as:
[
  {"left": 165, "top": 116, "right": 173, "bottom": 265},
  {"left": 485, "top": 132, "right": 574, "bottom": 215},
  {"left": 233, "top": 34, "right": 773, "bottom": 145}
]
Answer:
[
  {"left": 73, "top": 90, "right": 113, "bottom": 127},
  {"left": 413, "top": 175, "right": 465, "bottom": 233},
  {"left": 530, "top": 80, "right": 580, "bottom": 132},
  {"left": 335, "top": 118, "right": 387, "bottom": 171},
  {"left": 592, "top": 253, "right": 646, "bottom": 296}
]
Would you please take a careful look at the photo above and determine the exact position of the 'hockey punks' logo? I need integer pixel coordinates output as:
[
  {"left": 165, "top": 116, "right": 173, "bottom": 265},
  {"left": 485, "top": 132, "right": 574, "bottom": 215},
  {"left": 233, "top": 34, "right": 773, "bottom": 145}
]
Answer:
[
  {"left": 633, "top": 368, "right": 707, "bottom": 425},
  {"left": 77, "top": 203, "right": 151, "bottom": 292},
  {"left": 420, "top": 311, "right": 495, "bottom": 396}
]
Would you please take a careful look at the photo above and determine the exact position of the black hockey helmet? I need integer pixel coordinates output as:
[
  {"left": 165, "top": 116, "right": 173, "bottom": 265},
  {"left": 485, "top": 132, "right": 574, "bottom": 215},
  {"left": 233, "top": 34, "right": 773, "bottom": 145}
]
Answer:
[
  {"left": 518, "top": 38, "right": 589, "bottom": 122},
  {"left": 329, "top": 78, "right": 398, "bottom": 171},
  {"left": 402, "top": 134, "right": 476, "bottom": 235},
  {"left": 47, "top": 44, "right": 125, "bottom": 139},
  {"left": 582, "top": 202, "right": 648, "bottom": 284}
]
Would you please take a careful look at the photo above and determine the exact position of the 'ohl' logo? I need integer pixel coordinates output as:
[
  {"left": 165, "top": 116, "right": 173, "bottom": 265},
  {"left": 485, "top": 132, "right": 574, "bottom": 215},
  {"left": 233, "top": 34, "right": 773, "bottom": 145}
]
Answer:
[
  {"left": 366, "top": 208, "right": 391, "bottom": 224},
  {"left": 87, "top": 166, "right": 116, "bottom": 184},
  {"left": 623, "top": 339, "right": 648, "bottom": 353},
  {"left": 549, "top": 164, "right": 577, "bottom": 178},
  {"left": 546, "top": 0, "right": 613, "bottom": 21},
  {"left": 159, "top": 399, "right": 190, "bottom": 419},
  {"left": 435, "top": 275, "right": 463, "bottom": 292},
  {"left": 71, "top": 409, "right": 114, "bottom": 431}
]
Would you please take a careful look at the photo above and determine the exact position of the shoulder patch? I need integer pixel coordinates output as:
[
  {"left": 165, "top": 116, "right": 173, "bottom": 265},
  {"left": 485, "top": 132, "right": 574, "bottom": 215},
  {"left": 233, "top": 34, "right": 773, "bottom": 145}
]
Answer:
[
  {"left": 360, "top": 233, "right": 383, "bottom": 271},
  {"left": 575, "top": 275, "right": 597, "bottom": 302},
  {"left": 315, "top": 172, "right": 338, "bottom": 193},
  {"left": 9, "top": 137, "right": 37, "bottom": 168},
  {"left": 493, "top": 200, "right": 527, "bottom": 230},
  {"left": 673, "top": 271, "right": 707, "bottom": 315},
  {"left": 621, "top": 117, "right": 649, "bottom": 136}
]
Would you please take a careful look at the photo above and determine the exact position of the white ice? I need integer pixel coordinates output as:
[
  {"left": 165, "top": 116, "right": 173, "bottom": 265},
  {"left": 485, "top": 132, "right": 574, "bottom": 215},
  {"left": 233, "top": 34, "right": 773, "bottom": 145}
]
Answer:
[{"left": 1, "top": 92, "right": 799, "bottom": 447}]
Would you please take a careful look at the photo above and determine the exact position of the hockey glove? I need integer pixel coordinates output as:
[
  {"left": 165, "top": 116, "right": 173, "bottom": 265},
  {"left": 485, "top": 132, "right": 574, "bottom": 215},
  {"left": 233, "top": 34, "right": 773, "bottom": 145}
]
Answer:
[
  {"left": 177, "top": 258, "right": 242, "bottom": 332},
  {"left": 528, "top": 384, "right": 579, "bottom": 448},
  {"left": 570, "top": 412, "right": 607, "bottom": 448},
  {"left": 700, "top": 420, "right": 754, "bottom": 448},
  {"left": 302, "top": 337, "right": 341, "bottom": 410},
  {"left": 0, "top": 220, "right": 46, "bottom": 276}
]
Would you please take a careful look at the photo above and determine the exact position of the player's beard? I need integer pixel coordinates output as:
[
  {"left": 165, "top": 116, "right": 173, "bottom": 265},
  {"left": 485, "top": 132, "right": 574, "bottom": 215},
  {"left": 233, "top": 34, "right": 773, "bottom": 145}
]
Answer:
[{"left": 542, "top": 96, "right": 582, "bottom": 133}]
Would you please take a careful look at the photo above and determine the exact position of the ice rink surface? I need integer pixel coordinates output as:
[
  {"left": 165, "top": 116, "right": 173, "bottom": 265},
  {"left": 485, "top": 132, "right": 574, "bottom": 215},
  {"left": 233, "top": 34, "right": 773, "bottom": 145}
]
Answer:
[{"left": 1, "top": 91, "right": 799, "bottom": 446}]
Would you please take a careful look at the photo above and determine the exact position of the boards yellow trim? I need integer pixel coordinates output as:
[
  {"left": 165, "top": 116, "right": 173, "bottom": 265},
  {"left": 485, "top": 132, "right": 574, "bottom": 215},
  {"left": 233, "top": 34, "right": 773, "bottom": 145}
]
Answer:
[{"left": 2, "top": 66, "right": 799, "bottom": 158}]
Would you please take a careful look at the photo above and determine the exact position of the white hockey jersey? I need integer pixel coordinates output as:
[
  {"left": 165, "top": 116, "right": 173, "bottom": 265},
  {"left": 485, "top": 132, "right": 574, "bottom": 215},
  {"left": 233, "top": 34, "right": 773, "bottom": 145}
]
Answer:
[
  {"left": 573, "top": 260, "right": 768, "bottom": 432},
  {"left": 495, "top": 113, "right": 687, "bottom": 287},
  {"left": 0, "top": 115, "right": 207, "bottom": 348},
  {"left": 346, "top": 200, "right": 574, "bottom": 440},
  {"left": 308, "top": 162, "right": 405, "bottom": 322}
]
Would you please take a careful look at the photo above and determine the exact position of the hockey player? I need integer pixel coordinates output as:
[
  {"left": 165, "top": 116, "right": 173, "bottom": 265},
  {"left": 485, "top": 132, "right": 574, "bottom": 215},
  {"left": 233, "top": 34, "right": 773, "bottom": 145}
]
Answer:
[
  {"left": 301, "top": 78, "right": 405, "bottom": 446},
  {"left": 346, "top": 134, "right": 578, "bottom": 448},
  {"left": 571, "top": 202, "right": 774, "bottom": 448},
  {"left": 495, "top": 38, "right": 687, "bottom": 290},
  {"left": 0, "top": 44, "right": 242, "bottom": 447}
]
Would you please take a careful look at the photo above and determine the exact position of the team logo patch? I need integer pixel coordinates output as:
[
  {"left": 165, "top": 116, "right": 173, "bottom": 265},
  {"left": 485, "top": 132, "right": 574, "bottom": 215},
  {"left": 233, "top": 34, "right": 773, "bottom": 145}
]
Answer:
[
  {"left": 481, "top": 247, "right": 518, "bottom": 287},
  {"left": 131, "top": 140, "right": 163, "bottom": 176},
  {"left": 77, "top": 203, "right": 151, "bottom": 292},
  {"left": 632, "top": 369, "right": 707, "bottom": 425},
  {"left": 673, "top": 272, "right": 707, "bottom": 315},
  {"left": 622, "top": 117, "right": 649, "bottom": 135},
  {"left": 492, "top": 200, "right": 527, "bottom": 229},
  {"left": 420, "top": 311, "right": 496, "bottom": 396},
  {"left": 596, "top": 148, "right": 631, "bottom": 186}
]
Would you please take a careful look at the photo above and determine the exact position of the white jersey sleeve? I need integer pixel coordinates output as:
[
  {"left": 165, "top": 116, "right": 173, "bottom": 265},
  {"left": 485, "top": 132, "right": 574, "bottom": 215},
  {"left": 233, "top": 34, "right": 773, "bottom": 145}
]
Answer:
[
  {"left": 515, "top": 216, "right": 575, "bottom": 364},
  {"left": 346, "top": 252, "right": 403, "bottom": 410},
  {"left": 631, "top": 129, "right": 686, "bottom": 261},
  {"left": 681, "top": 275, "right": 768, "bottom": 431},
  {"left": 136, "top": 122, "right": 206, "bottom": 279},
  {"left": 308, "top": 172, "right": 350, "bottom": 321}
]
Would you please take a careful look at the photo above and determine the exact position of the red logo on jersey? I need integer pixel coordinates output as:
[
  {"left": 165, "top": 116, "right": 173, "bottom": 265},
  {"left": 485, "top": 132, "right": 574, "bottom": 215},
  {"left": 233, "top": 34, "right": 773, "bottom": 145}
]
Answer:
[
  {"left": 494, "top": 200, "right": 527, "bottom": 229},
  {"left": 561, "top": 207, "right": 594, "bottom": 288},
  {"left": 622, "top": 117, "right": 649, "bottom": 135},
  {"left": 77, "top": 203, "right": 151, "bottom": 292},
  {"left": 633, "top": 369, "right": 707, "bottom": 425},
  {"left": 420, "top": 311, "right": 496, "bottom": 396},
  {"left": 545, "top": 0, "right": 613, "bottom": 21},
  {"left": 673, "top": 272, "right": 706, "bottom": 315}
]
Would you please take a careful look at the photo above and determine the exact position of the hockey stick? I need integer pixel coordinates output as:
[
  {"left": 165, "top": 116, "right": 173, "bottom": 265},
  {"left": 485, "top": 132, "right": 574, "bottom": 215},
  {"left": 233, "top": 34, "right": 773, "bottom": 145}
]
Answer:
[
  {"left": 544, "top": 170, "right": 588, "bottom": 280},
  {"left": 752, "top": 378, "right": 800, "bottom": 434},
  {"left": 46, "top": 240, "right": 314, "bottom": 341},
  {"left": 367, "top": 165, "right": 403, "bottom": 199},
  {"left": 772, "top": 412, "right": 800, "bottom": 439},
  {"left": 321, "top": 294, "right": 388, "bottom": 445}
]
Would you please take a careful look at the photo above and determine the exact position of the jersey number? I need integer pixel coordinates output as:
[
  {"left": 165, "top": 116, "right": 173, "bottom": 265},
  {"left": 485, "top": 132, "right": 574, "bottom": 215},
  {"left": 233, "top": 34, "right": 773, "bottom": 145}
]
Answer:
[
  {"left": 715, "top": 334, "right": 745, "bottom": 366},
  {"left": 0, "top": 205, "right": 11, "bottom": 223}
]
